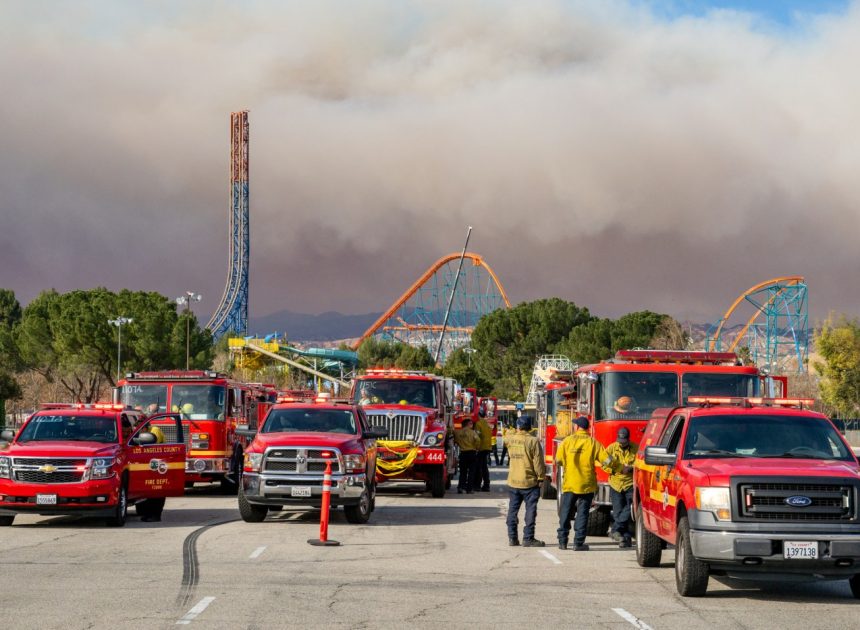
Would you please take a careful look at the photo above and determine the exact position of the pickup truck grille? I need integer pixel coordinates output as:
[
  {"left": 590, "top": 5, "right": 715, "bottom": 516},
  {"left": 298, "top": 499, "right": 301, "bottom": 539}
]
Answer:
[
  {"left": 364, "top": 413, "right": 423, "bottom": 442},
  {"left": 262, "top": 447, "right": 343, "bottom": 475},
  {"left": 738, "top": 481, "right": 855, "bottom": 522},
  {"left": 10, "top": 457, "right": 88, "bottom": 484},
  {"left": 12, "top": 458, "right": 86, "bottom": 467},
  {"left": 16, "top": 471, "right": 84, "bottom": 484}
]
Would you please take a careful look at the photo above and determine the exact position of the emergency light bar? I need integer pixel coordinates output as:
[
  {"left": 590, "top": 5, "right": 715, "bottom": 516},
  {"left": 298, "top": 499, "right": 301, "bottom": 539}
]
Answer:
[
  {"left": 687, "top": 396, "right": 815, "bottom": 409},
  {"left": 40, "top": 402, "right": 126, "bottom": 411},
  {"left": 614, "top": 350, "right": 739, "bottom": 366},
  {"left": 124, "top": 370, "right": 222, "bottom": 380},
  {"left": 365, "top": 368, "right": 429, "bottom": 376}
]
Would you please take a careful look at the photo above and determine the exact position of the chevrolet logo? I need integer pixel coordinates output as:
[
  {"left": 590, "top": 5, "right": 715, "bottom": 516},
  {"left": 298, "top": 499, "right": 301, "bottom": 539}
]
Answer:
[{"left": 39, "top": 465, "right": 57, "bottom": 473}]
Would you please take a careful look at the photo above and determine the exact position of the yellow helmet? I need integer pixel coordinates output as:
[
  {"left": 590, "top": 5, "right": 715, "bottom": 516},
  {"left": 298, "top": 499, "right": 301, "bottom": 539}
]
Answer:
[{"left": 182, "top": 403, "right": 194, "bottom": 415}]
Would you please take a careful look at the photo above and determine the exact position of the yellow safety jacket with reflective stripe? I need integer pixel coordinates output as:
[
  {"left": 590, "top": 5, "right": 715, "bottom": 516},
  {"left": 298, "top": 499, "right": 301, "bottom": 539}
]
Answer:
[
  {"left": 475, "top": 418, "right": 492, "bottom": 451},
  {"left": 455, "top": 428, "right": 480, "bottom": 452},
  {"left": 602, "top": 441, "right": 638, "bottom": 492},
  {"left": 555, "top": 429, "right": 610, "bottom": 494},
  {"left": 505, "top": 430, "right": 545, "bottom": 489}
]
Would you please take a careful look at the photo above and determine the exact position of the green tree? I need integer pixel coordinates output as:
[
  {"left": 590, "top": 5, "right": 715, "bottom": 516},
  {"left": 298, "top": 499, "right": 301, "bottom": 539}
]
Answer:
[
  {"left": 442, "top": 347, "right": 492, "bottom": 395},
  {"left": 357, "top": 338, "right": 434, "bottom": 371},
  {"left": 813, "top": 315, "right": 860, "bottom": 417},
  {"left": 0, "top": 289, "right": 23, "bottom": 422},
  {"left": 471, "top": 298, "right": 593, "bottom": 399},
  {"left": 556, "top": 310, "right": 679, "bottom": 364},
  {"left": 15, "top": 288, "right": 214, "bottom": 402}
]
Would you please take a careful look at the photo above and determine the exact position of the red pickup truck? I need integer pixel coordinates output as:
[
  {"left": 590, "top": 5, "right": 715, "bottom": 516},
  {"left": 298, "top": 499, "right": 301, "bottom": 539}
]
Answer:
[
  {"left": 238, "top": 398, "right": 388, "bottom": 524},
  {"left": 635, "top": 396, "right": 860, "bottom": 597},
  {"left": 0, "top": 403, "right": 186, "bottom": 527}
]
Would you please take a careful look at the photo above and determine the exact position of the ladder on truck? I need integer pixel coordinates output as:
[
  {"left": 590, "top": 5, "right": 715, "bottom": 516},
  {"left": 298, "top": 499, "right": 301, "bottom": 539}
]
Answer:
[{"left": 525, "top": 355, "right": 575, "bottom": 406}]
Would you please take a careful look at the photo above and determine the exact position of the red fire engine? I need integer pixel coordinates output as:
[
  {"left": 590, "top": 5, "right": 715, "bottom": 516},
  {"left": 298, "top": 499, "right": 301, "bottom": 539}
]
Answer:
[
  {"left": 350, "top": 369, "right": 458, "bottom": 497},
  {"left": 118, "top": 371, "right": 276, "bottom": 492},
  {"left": 539, "top": 350, "right": 781, "bottom": 535}
]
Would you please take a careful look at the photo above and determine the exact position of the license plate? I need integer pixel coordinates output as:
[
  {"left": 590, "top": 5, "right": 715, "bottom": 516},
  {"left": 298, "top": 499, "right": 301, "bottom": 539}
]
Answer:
[
  {"left": 784, "top": 541, "right": 818, "bottom": 560},
  {"left": 291, "top": 486, "right": 312, "bottom": 497},
  {"left": 36, "top": 494, "right": 57, "bottom": 505}
]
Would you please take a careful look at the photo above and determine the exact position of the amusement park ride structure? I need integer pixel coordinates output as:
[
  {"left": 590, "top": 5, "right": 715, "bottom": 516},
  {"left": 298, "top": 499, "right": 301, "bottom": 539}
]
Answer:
[
  {"left": 706, "top": 276, "right": 809, "bottom": 374},
  {"left": 207, "top": 110, "right": 250, "bottom": 339},
  {"left": 353, "top": 252, "right": 511, "bottom": 362}
]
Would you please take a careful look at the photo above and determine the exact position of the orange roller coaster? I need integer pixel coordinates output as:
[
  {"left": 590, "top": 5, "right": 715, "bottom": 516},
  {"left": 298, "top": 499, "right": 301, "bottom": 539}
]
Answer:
[
  {"left": 706, "top": 276, "right": 809, "bottom": 373},
  {"left": 354, "top": 252, "right": 511, "bottom": 361}
]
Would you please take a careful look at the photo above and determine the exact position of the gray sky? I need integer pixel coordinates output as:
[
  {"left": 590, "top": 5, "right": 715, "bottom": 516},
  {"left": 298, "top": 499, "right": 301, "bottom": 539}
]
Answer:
[{"left": 1, "top": 1, "right": 857, "bottom": 327}]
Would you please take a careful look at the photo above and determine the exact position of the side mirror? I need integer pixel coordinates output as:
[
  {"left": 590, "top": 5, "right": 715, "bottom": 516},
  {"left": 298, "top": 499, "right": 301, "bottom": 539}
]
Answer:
[
  {"left": 0, "top": 429, "right": 15, "bottom": 442},
  {"left": 236, "top": 424, "right": 256, "bottom": 438},
  {"left": 133, "top": 431, "right": 157, "bottom": 446},
  {"left": 644, "top": 446, "right": 677, "bottom": 467},
  {"left": 364, "top": 426, "right": 389, "bottom": 440}
]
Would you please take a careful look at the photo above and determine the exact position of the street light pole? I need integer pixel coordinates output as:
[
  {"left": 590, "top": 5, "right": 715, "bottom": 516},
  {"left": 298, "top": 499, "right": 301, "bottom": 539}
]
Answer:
[
  {"left": 108, "top": 317, "right": 133, "bottom": 384},
  {"left": 176, "top": 291, "right": 202, "bottom": 371}
]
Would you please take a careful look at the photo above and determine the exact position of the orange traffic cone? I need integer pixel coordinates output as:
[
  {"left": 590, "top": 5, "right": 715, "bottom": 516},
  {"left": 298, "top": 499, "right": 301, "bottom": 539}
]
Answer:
[{"left": 307, "top": 453, "right": 340, "bottom": 547}]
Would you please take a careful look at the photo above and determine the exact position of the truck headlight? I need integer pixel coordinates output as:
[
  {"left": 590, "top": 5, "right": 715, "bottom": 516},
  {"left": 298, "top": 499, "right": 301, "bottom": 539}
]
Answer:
[
  {"left": 343, "top": 454, "right": 366, "bottom": 472},
  {"left": 244, "top": 452, "right": 262, "bottom": 472},
  {"left": 421, "top": 432, "right": 445, "bottom": 447},
  {"left": 0, "top": 457, "right": 10, "bottom": 479},
  {"left": 91, "top": 457, "right": 115, "bottom": 479},
  {"left": 695, "top": 487, "right": 731, "bottom": 521}
]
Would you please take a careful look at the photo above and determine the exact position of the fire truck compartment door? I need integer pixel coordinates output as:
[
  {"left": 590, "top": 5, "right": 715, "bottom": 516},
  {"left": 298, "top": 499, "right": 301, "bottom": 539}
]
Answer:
[{"left": 127, "top": 413, "right": 186, "bottom": 498}]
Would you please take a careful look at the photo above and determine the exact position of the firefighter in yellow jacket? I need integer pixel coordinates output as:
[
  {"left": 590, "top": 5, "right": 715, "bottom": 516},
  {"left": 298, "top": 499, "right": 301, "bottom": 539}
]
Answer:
[
  {"left": 474, "top": 415, "right": 493, "bottom": 492},
  {"left": 505, "top": 416, "right": 546, "bottom": 547},
  {"left": 602, "top": 427, "right": 638, "bottom": 548},
  {"left": 555, "top": 416, "right": 611, "bottom": 551},
  {"left": 455, "top": 418, "right": 481, "bottom": 494}
]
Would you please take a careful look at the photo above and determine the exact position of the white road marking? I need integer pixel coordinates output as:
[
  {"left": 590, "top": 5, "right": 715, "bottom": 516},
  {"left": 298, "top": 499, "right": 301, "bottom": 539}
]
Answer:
[
  {"left": 176, "top": 596, "right": 216, "bottom": 625},
  {"left": 249, "top": 546, "right": 266, "bottom": 559},
  {"left": 288, "top": 512, "right": 303, "bottom": 520},
  {"left": 538, "top": 549, "right": 562, "bottom": 565},
  {"left": 612, "top": 608, "right": 654, "bottom": 630}
]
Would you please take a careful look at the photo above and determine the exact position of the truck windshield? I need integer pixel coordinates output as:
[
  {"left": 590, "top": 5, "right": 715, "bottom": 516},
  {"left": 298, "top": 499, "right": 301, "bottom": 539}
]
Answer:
[
  {"left": 353, "top": 379, "right": 436, "bottom": 408},
  {"left": 263, "top": 409, "right": 357, "bottom": 434},
  {"left": 122, "top": 384, "right": 169, "bottom": 414},
  {"left": 597, "top": 372, "right": 678, "bottom": 420},
  {"left": 682, "top": 374, "right": 759, "bottom": 404},
  {"left": 171, "top": 385, "right": 226, "bottom": 420},
  {"left": 17, "top": 414, "right": 118, "bottom": 444},
  {"left": 684, "top": 415, "right": 854, "bottom": 461}
]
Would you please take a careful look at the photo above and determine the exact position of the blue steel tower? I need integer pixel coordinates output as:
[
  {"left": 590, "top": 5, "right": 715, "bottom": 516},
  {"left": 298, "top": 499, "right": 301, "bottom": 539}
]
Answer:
[{"left": 207, "top": 110, "right": 250, "bottom": 339}]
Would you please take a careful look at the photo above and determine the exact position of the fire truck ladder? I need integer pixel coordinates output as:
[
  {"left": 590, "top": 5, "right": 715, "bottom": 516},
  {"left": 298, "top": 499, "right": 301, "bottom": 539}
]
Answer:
[{"left": 525, "top": 355, "right": 575, "bottom": 406}]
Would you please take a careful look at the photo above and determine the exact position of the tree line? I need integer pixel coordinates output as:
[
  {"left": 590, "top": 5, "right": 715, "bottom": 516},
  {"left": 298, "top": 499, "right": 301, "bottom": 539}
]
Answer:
[
  {"left": 3, "top": 287, "right": 860, "bottom": 417},
  {"left": 0, "top": 288, "right": 212, "bottom": 416}
]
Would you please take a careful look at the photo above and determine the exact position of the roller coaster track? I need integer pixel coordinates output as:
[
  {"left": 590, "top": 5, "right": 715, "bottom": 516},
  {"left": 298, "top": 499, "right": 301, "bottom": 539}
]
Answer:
[
  {"left": 354, "top": 252, "right": 511, "bottom": 359},
  {"left": 707, "top": 275, "right": 808, "bottom": 372}
]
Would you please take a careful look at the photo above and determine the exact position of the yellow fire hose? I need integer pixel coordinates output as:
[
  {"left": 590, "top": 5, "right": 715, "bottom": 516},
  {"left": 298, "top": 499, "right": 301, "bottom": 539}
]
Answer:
[{"left": 376, "top": 440, "right": 419, "bottom": 477}]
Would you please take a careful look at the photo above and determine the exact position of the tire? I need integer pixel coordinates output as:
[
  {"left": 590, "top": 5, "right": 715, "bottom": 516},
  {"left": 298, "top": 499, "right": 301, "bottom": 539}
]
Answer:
[
  {"left": 849, "top": 575, "right": 860, "bottom": 599},
  {"left": 636, "top": 504, "right": 662, "bottom": 567},
  {"left": 427, "top": 467, "right": 445, "bottom": 498},
  {"left": 106, "top": 483, "right": 128, "bottom": 527},
  {"left": 540, "top": 477, "right": 557, "bottom": 501},
  {"left": 135, "top": 497, "right": 165, "bottom": 519},
  {"left": 238, "top": 486, "right": 268, "bottom": 523},
  {"left": 675, "top": 516, "right": 709, "bottom": 597},
  {"left": 0, "top": 515, "right": 14, "bottom": 527},
  {"left": 586, "top": 508, "right": 611, "bottom": 537},
  {"left": 344, "top": 487, "right": 372, "bottom": 524}
]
